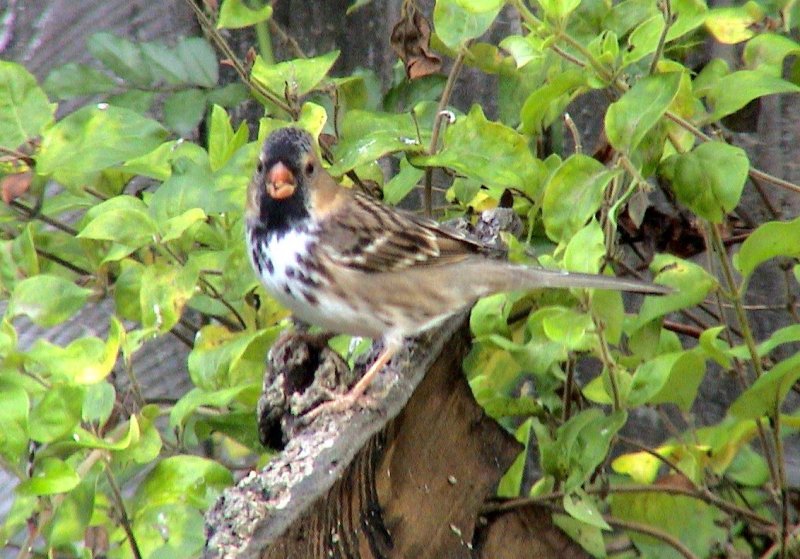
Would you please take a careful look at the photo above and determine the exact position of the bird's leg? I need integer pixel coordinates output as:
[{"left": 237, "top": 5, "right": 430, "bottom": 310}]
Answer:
[{"left": 303, "top": 337, "right": 402, "bottom": 420}]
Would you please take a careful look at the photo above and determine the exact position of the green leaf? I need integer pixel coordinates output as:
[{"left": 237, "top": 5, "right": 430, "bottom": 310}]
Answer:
[
  {"left": 699, "top": 325, "right": 732, "bottom": 368},
  {"left": 0, "top": 223, "right": 39, "bottom": 292},
  {"left": 37, "top": 105, "right": 168, "bottom": 188},
  {"left": 177, "top": 37, "right": 219, "bottom": 88},
  {"left": 470, "top": 293, "right": 513, "bottom": 338},
  {"left": 542, "top": 154, "right": 616, "bottom": 242},
  {"left": 520, "top": 69, "right": 586, "bottom": 134},
  {"left": 87, "top": 32, "right": 153, "bottom": 87},
  {"left": 188, "top": 325, "right": 279, "bottom": 389},
  {"left": 434, "top": 0, "right": 504, "bottom": 50},
  {"left": 612, "top": 449, "right": 663, "bottom": 484},
  {"left": 553, "top": 514, "right": 607, "bottom": 557},
  {"left": 632, "top": 254, "right": 716, "bottom": 330},
  {"left": 383, "top": 158, "right": 424, "bottom": 205},
  {"left": 218, "top": 0, "right": 273, "bottom": 28},
  {"left": 140, "top": 262, "right": 199, "bottom": 333},
  {"left": 536, "top": 0, "right": 581, "bottom": 21},
  {"left": 729, "top": 353, "right": 800, "bottom": 419},
  {"left": 330, "top": 109, "right": 429, "bottom": 175},
  {"left": 160, "top": 208, "right": 207, "bottom": 243},
  {"left": 0, "top": 61, "right": 55, "bottom": 150},
  {"left": 43, "top": 63, "right": 118, "bottom": 100},
  {"left": 108, "top": 89, "right": 155, "bottom": 113},
  {"left": 660, "top": 141, "right": 749, "bottom": 223},
  {"left": 629, "top": 350, "right": 705, "bottom": 410},
  {"left": 497, "top": 418, "right": 533, "bottom": 497},
  {"left": 208, "top": 104, "right": 249, "bottom": 171},
  {"left": 134, "top": 455, "right": 232, "bottom": 510},
  {"left": 27, "top": 318, "right": 122, "bottom": 384},
  {"left": 131, "top": 503, "right": 205, "bottom": 559},
  {"left": 563, "top": 219, "right": 605, "bottom": 274},
  {"left": 72, "top": 416, "right": 139, "bottom": 450},
  {"left": 733, "top": 215, "right": 800, "bottom": 279},
  {"left": 147, "top": 158, "right": 221, "bottom": 223},
  {"left": 605, "top": 72, "right": 681, "bottom": 153},
  {"left": 499, "top": 35, "right": 541, "bottom": 68},
  {"left": 540, "top": 307, "right": 596, "bottom": 352},
  {"left": 140, "top": 41, "right": 190, "bottom": 84},
  {"left": 743, "top": 34, "right": 800, "bottom": 77},
  {"left": 7, "top": 275, "right": 92, "bottom": 327},
  {"left": 16, "top": 458, "right": 80, "bottom": 496},
  {"left": 164, "top": 89, "right": 208, "bottom": 135},
  {"left": 251, "top": 51, "right": 338, "bottom": 97},
  {"left": 170, "top": 384, "right": 259, "bottom": 429},
  {"left": 611, "top": 492, "right": 726, "bottom": 559},
  {"left": 0, "top": 384, "right": 29, "bottom": 462},
  {"left": 28, "top": 385, "right": 84, "bottom": 443},
  {"left": 78, "top": 206, "right": 158, "bottom": 247},
  {"left": 563, "top": 489, "right": 611, "bottom": 530},
  {"left": 115, "top": 405, "right": 162, "bottom": 465},
  {"left": 414, "top": 105, "right": 546, "bottom": 200},
  {"left": 539, "top": 409, "right": 626, "bottom": 491},
  {"left": 706, "top": 70, "right": 800, "bottom": 121},
  {"left": 704, "top": 4, "right": 763, "bottom": 45},
  {"left": 47, "top": 474, "right": 95, "bottom": 546},
  {"left": 82, "top": 381, "right": 116, "bottom": 425}
]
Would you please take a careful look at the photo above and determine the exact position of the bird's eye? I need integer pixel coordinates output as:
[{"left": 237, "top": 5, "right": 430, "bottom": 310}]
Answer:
[
  {"left": 305, "top": 162, "right": 315, "bottom": 176},
  {"left": 256, "top": 161, "right": 264, "bottom": 173}
]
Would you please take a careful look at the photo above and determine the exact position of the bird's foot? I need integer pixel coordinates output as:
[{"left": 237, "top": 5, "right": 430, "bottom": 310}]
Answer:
[{"left": 302, "top": 386, "right": 379, "bottom": 422}]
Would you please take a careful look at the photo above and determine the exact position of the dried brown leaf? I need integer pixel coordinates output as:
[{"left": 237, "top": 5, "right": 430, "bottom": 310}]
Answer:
[
  {"left": 390, "top": 2, "right": 442, "bottom": 80},
  {"left": 1, "top": 171, "right": 33, "bottom": 205}
]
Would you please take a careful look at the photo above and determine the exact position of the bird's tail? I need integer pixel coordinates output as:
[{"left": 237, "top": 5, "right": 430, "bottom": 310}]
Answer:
[{"left": 476, "top": 261, "right": 670, "bottom": 296}]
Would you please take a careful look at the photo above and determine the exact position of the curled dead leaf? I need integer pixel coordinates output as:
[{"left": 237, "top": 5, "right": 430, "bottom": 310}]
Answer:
[
  {"left": 390, "top": 1, "right": 442, "bottom": 80},
  {"left": 1, "top": 171, "right": 33, "bottom": 205}
]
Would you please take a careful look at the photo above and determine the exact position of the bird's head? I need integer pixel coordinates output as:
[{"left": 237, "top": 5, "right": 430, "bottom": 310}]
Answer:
[{"left": 247, "top": 127, "right": 328, "bottom": 235}]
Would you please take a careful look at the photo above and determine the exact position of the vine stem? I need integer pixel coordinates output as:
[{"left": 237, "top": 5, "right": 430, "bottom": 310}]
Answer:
[
  {"left": 105, "top": 463, "right": 143, "bottom": 559},
  {"left": 648, "top": 0, "right": 673, "bottom": 76},
  {"left": 708, "top": 222, "right": 787, "bottom": 556},
  {"left": 593, "top": 317, "right": 621, "bottom": 411},
  {"left": 423, "top": 49, "right": 466, "bottom": 216},
  {"left": 182, "top": 0, "right": 295, "bottom": 115}
]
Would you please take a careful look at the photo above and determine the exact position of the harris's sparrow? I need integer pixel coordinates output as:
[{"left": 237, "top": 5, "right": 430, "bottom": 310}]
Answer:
[{"left": 245, "top": 127, "right": 669, "bottom": 416}]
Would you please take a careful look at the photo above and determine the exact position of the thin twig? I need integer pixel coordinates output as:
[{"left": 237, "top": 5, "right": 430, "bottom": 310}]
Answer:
[
  {"left": 10, "top": 200, "right": 78, "bottom": 235},
  {"left": 424, "top": 49, "right": 466, "bottom": 216},
  {"left": 181, "top": 0, "right": 295, "bottom": 115},
  {"left": 35, "top": 248, "right": 91, "bottom": 276},
  {"left": 485, "top": 484, "right": 775, "bottom": 528},
  {"left": 563, "top": 113, "right": 582, "bottom": 154},
  {"left": 104, "top": 464, "right": 143, "bottom": 559},
  {"left": 268, "top": 18, "right": 307, "bottom": 59},
  {"left": 649, "top": 0, "right": 673, "bottom": 75},
  {"left": 562, "top": 357, "right": 575, "bottom": 422}
]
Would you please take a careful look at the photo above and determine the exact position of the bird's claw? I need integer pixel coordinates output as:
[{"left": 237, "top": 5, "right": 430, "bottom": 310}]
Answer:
[{"left": 302, "top": 389, "right": 379, "bottom": 422}]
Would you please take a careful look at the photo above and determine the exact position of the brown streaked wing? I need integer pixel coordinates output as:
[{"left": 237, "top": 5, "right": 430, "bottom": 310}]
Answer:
[{"left": 318, "top": 192, "right": 485, "bottom": 273}]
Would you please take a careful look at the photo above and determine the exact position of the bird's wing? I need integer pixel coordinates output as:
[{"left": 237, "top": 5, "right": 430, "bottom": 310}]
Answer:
[{"left": 318, "top": 192, "right": 485, "bottom": 273}]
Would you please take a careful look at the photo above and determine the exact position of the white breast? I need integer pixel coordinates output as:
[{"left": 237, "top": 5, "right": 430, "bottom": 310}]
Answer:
[{"left": 247, "top": 227, "right": 388, "bottom": 338}]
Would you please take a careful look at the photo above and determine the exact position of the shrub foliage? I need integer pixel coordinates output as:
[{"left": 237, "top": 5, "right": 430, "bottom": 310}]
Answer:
[{"left": 1, "top": 0, "right": 800, "bottom": 557}]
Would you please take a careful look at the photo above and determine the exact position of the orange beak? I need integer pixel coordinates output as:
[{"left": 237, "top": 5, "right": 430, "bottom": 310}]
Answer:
[{"left": 266, "top": 162, "right": 296, "bottom": 200}]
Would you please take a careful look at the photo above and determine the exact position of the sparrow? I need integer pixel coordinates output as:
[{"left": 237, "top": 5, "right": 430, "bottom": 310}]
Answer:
[{"left": 245, "top": 127, "right": 669, "bottom": 416}]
